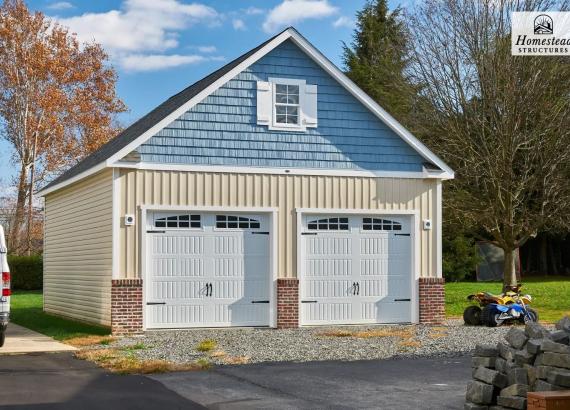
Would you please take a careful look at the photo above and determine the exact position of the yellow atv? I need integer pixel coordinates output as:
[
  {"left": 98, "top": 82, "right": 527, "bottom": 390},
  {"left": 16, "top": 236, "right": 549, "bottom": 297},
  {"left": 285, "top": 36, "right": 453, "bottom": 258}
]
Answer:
[{"left": 463, "top": 286, "right": 523, "bottom": 326}]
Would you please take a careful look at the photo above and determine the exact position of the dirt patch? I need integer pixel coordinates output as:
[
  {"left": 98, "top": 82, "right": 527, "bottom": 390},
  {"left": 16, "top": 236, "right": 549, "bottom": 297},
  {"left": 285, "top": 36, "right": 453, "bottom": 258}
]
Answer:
[
  {"left": 318, "top": 327, "right": 414, "bottom": 339},
  {"left": 65, "top": 336, "right": 115, "bottom": 347}
]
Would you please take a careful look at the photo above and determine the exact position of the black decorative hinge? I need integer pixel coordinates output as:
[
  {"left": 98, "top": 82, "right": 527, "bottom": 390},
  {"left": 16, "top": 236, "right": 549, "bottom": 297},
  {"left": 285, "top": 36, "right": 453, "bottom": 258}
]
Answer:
[
  {"left": 301, "top": 232, "right": 317, "bottom": 236},
  {"left": 147, "top": 302, "right": 166, "bottom": 305},
  {"left": 147, "top": 230, "right": 165, "bottom": 234},
  {"left": 301, "top": 300, "right": 318, "bottom": 303},
  {"left": 394, "top": 233, "right": 410, "bottom": 236},
  {"left": 251, "top": 300, "right": 270, "bottom": 304},
  {"left": 394, "top": 298, "right": 411, "bottom": 302},
  {"left": 251, "top": 232, "right": 270, "bottom": 235}
]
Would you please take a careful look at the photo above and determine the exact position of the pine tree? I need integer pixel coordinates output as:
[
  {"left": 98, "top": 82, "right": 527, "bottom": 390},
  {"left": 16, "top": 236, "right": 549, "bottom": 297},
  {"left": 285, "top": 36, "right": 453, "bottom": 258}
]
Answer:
[{"left": 343, "top": 0, "right": 416, "bottom": 124}]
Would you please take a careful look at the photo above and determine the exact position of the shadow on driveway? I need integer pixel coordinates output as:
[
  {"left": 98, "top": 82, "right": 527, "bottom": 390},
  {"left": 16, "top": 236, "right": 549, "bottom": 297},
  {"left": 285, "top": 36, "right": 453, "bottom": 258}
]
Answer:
[
  {"left": 150, "top": 355, "right": 471, "bottom": 409},
  {"left": 0, "top": 352, "right": 204, "bottom": 409}
]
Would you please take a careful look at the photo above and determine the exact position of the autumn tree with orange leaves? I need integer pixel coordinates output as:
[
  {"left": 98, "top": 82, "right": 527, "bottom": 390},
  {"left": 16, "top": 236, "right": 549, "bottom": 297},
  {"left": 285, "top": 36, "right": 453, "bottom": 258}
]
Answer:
[{"left": 0, "top": 0, "right": 126, "bottom": 254}]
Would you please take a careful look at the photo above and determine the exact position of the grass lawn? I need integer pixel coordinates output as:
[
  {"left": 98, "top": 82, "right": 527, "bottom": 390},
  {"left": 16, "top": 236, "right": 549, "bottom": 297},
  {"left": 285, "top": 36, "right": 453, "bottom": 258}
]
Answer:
[
  {"left": 10, "top": 290, "right": 110, "bottom": 341},
  {"left": 446, "top": 276, "right": 570, "bottom": 323}
]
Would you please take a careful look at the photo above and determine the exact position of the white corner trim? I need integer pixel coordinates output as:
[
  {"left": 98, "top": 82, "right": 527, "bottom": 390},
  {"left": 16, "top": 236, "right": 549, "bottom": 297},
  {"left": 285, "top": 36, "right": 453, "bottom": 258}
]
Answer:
[
  {"left": 112, "top": 161, "right": 451, "bottom": 180},
  {"left": 112, "top": 168, "right": 121, "bottom": 279},
  {"left": 436, "top": 179, "right": 443, "bottom": 278},
  {"left": 37, "top": 162, "right": 107, "bottom": 196}
]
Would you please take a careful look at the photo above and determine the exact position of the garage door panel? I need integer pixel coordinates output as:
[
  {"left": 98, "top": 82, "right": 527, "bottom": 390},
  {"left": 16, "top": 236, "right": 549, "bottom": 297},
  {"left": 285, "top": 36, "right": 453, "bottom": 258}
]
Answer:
[
  {"left": 213, "top": 303, "right": 269, "bottom": 326},
  {"left": 306, "top": 259, "right": 352, "bottom": 276},
  {"left": 149, "top": 304, "right": 206, "bottom": 326},
  {"left": 305, "top": 279, "right": 354, "bottom": 298},
  {"left": 152, "top": 280, "right": 206, "bottom": 300},
  {"left": 303, "top": 302, "right": 352, "bottom": 323},
  {"left": 152, "top": 258, "right": 204, "bottom": 277},
  {"left": 308, "top": 237, "right": 351, "bottom": 255}
]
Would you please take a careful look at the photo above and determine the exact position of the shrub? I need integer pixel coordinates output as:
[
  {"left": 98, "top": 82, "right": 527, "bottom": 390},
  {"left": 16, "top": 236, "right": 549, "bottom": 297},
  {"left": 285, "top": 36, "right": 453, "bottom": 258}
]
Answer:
[
  {"left": 6, "top": 255, "right": 43, "bottom": 290},
  {"left": 443, "top": 236, "right": 480, "bottom": 281}
]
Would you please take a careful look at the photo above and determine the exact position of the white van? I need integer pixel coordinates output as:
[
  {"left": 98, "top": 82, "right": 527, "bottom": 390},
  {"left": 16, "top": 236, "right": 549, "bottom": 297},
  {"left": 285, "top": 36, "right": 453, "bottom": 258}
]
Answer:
[{"left": 0, "top": 225, "right": 10, "bottom": 347}]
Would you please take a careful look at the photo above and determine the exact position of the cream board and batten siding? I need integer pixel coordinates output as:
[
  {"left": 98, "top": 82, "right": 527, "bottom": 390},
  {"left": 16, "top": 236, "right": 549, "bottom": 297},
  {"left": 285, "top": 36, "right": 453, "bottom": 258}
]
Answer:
[
  {"left": 44, "top": 169, "right": 113, "bottom": 326},
  {"left": 117, "top": 169, "right": 438, "bottom": 280}
]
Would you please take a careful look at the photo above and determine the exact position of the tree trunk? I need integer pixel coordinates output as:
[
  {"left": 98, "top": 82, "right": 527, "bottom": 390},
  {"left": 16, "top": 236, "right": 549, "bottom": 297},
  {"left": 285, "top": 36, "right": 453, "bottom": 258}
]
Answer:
[
  {"left": 503, "top": 248, "right": 518, "bottom": 290},
  {"left": 26, "top": 158, "right": 35, "bottom": 256},
  {"left": 540, "top": 235, "right": 549, "bottom": 275},
  {"left": 10, "top": 162, "right": 28, "bottom": 254}
]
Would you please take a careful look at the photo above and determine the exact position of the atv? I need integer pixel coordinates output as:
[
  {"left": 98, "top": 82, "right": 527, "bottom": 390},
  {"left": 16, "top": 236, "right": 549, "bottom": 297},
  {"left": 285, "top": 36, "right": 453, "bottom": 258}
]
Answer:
[
  {"left": 480, "top": 294, "right": 538, "bottom": 327},
  {"left": 462, "top": 285, "right": 529, "bottom": 326}
]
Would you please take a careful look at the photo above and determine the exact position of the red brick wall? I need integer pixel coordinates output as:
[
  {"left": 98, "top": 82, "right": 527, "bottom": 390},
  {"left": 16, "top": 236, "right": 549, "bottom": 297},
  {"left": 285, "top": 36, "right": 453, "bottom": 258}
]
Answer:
[
  {"left": 111, "top": 279, "right": 143, "bottom": 335},
  {"left": 277, "top": 278, "right": 299, "bottom": 328},
  {"left": 419, "top": 277, "right": 445, "bottom": 324}
]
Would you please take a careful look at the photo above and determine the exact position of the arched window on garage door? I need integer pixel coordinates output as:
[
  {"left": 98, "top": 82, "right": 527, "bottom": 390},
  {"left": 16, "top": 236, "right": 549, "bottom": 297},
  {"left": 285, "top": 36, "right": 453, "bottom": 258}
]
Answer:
[
  {"left": 362, "top": 218, "right": 402, "bottom": 231},
  {"left": 215, "top": 215, "right": 261, "bottom": 229},
  {"left": 307, "top": 217, "right": 349, "bottom": 231},
  {"left": 154, "top": 214, "right": 201, "bottom": 228}
]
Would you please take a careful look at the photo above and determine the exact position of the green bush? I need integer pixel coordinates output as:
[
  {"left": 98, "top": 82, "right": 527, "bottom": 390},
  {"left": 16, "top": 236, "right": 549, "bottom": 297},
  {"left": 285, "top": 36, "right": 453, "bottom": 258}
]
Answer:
[
  {"left": 443, "top": 236, "right": 480, "bottom": 282},
  {"left": 6, "top": 255, "right": 43, "bottom": 290}
]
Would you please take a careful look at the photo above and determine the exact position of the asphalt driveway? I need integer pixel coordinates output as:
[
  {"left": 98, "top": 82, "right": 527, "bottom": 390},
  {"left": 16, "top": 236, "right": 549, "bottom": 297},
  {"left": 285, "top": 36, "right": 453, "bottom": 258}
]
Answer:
[
  {"left": 150, "top": 355, "right": 471, "bottom": 409},
  {"left": 0, "top": 352, "right": 204, "bottom": 409}
]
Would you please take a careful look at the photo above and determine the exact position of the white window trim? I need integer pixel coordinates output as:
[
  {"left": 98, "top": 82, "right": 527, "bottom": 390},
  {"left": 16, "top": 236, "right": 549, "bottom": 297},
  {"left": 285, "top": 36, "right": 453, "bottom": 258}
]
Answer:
[{"left": 268, "top": 77, "right": 306, "bottom": 132}]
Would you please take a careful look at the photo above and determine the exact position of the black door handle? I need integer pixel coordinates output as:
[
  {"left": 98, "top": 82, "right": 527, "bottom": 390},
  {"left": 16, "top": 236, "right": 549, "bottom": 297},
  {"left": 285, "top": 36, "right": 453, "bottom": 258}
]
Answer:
[
  {"left": 356, "top": 282, "right": 360, "bottom": 295},
  {"left": 208, "top": 283, "right": 213, "bottom": 297}
]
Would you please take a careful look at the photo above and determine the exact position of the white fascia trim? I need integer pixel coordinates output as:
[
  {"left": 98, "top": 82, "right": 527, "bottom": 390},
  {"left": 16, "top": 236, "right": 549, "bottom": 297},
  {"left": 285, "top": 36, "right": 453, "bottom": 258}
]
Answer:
[
  {"left": 106, "top": 28, "right": 453, "bottom": 179},
  {"left": 295, "top": 208, "right": 420, "bottom": 216},
  {"left": 287, "top": 31, "right": 454, "bottom": 178},
  {"left": 140, "top": 205, "right": 279, "bottom": 213},
  {"left": 37, "top": 162, "right": 107, "bottom": 196},
  {"left": 112, "top": 161, "right": 450, "bottom": 180}
]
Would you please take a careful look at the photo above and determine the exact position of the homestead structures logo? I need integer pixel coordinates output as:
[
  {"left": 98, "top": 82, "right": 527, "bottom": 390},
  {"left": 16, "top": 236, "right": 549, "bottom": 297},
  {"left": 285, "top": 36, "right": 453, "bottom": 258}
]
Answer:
[
  {"left": 512, "top": 12, "right": 570, "bottom": 55},
  {"left": 534, "top": 14, "right": 553, "bottom": 34}
]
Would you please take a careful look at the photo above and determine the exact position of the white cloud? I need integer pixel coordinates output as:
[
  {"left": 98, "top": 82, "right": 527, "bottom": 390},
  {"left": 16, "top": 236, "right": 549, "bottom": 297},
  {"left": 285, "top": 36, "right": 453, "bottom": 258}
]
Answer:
[
  {"left": 47, "top": 1, "right": 74, "bottom": 10},
  {"left": 56, "top": 0, "right": 218, "bottom": 54},
  {"left": 244, "top": 7, "right": 264, "bottom": 15},
  {"left": 232, "top": 18, "right": 246, "bottom": 30},
  {"left": 197, "top": 45, "right": 216, "bottom": 53},
  {"left": 332, "top": 16, "right": 354, "bottom": 29},
  {"left": 262, "top": 0, "right": 338, "bottom": 33},
  {"left": 120, "top": 54, "right": 207, "bottom": 72}
]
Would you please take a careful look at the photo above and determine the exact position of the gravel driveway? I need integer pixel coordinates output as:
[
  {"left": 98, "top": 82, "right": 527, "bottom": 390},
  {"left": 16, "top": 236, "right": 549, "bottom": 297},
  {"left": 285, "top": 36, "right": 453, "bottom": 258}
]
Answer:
[{"left": 116, "top": 320, "right": 512, "bottom": 365}]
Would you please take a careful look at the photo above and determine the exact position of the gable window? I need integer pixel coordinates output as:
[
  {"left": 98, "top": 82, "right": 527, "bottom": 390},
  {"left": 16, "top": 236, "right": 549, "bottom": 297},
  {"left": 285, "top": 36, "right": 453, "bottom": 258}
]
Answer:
[
  {"left": 362, "top": 218, "right": 402, "bottom": 231},
  {"left": 307, "top": 217, "right": 349, "bottom": 231},
  {"left": 256, "top": 78, "right": 317, "bottom": 131},
  {"left": 155, "top": 214, "right": 201, "bottom": 229},
  {"left": 275, "top": 84, "right": 299, "bottom": 125}
]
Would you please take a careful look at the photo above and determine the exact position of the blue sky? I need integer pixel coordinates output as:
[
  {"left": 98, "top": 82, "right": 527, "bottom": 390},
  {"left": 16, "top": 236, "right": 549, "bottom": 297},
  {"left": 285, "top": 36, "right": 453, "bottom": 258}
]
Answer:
[{"left": 1, "top": 0, "right": 401, "bottom": 187}]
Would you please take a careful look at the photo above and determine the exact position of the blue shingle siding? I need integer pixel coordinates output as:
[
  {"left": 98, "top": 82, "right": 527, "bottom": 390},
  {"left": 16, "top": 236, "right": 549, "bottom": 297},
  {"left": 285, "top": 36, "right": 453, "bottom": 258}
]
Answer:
[{"left": 138, "top": 40, "right": 424, "bottom": 172}]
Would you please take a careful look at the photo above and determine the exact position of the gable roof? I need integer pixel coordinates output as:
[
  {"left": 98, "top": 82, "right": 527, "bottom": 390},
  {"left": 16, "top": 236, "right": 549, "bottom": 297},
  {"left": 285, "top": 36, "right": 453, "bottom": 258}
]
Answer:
[{"left": 39, "top": 27, "right": 453, "bottom": 196}]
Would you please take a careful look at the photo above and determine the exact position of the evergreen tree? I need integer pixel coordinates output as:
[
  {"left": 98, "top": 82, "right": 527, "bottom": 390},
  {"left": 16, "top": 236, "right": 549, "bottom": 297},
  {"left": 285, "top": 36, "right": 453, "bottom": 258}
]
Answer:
[{"left": 343, "top": 0, "right": 416, "bottom": 124}]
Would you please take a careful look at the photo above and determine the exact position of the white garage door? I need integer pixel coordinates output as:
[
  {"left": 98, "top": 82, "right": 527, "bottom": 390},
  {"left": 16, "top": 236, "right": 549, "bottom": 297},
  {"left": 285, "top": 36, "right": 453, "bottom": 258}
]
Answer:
[
  {"left": 300, "top": 214, "right": 412, "bottom": 325},
  {"left": 145, "top": 212, "right": 270, "bottom": 328}
]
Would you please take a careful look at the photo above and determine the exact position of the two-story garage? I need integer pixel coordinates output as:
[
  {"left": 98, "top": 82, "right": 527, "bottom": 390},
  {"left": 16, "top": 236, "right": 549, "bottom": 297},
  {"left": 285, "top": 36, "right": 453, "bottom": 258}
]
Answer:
[{"left": 38, "top": 27, "right": 453, "bottom": 334}]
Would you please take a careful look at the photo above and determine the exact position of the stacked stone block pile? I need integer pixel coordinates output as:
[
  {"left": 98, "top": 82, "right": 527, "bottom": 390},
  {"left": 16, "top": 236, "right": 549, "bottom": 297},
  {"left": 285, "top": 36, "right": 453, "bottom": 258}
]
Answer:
[{"left": 465, "top": 316, "right": 570, "bottom": 409}]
